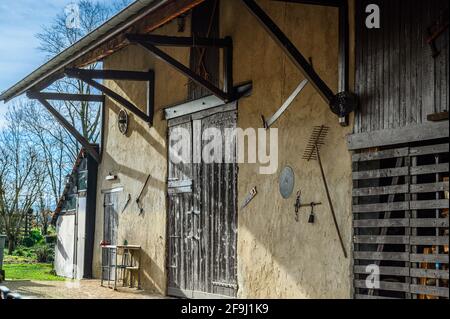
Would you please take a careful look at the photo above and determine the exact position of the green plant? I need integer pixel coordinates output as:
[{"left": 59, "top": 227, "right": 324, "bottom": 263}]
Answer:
[
  {"left": 35, "top": 245, "right": 54, "bottom": 263},
  {"left": 13, "top": 246, "right": 35, "bottom": 258},
  {"left": 21, "top": 228, "right": 44, "bottom": 247}
]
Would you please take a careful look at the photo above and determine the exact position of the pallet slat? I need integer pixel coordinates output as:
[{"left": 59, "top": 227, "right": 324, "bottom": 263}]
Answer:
[
  {"left": 409, "top": 236, "right": 449, "bottom": 246},
  {"left": 410, "top": 285, "right": 449, "bottom": 298},
  {"left": 353, "top": 202, "right": 409, "bottom": 213},
  {"left": 410, "top": 218, "right": 449, "bottom": 228},
  {"left": 354, "top": 266, "right": 410, "bottom": 276},
  {"left": 353, "top": 167, "right": 409, "bottom": 180},
  {"left": 355, "top": 294, "right": 400, "bottom": 300},
  {"left": 409, "top": 254, "right": 449, "bottom": 263},
  {"left": 352, "top": 148, "right": 409, "bottom": 162},
  {"left": 410, "top": 182, "right": 449, "bottom": 193},
  {"left": 354, "top": 280, "right": 410, "bottom": 292},
  {"left": 410, "top": 163, "right": 449, "bottom": 175},
  {"left": 354, "top": 219, "right": 409, "bottom": 228},
  {"left": 353, "top": 184, "right": 409, "bottom": 197},
  {"left": 409, "top": 143, "right": 449, "bottom": 156},
  {"left": 410, "top": 200, "right": 449, "bottom": 210},
  {"left": 410, "top": 269, "right": 449, "bottom": 280},
  {"left": 354, "top": 252, "right": 409, "bottom": 261},
  {"left": 354, "top": 235, "right": 409, "bottom": 244}
]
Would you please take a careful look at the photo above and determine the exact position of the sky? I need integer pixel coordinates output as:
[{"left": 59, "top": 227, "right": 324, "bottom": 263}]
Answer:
[{"left": 0, "top": 0, "right": 130, "bottom": 128}]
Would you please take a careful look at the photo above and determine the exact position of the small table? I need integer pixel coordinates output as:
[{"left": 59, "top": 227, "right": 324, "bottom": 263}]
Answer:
[{"left": 101, "top": 245, "right": 141, "bottom": 290}]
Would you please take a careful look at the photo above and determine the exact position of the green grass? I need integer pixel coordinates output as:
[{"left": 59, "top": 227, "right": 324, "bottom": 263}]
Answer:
[{"left": 2, "top": 263, "right": 64, "bottom": 281}]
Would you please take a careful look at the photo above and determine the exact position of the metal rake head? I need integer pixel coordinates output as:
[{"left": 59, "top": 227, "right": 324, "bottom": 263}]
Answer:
[{"left": 302, "top": 125, "right": 329, "bottom": 161}]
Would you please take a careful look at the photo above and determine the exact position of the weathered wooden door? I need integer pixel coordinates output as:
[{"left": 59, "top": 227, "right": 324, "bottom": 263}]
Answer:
[
  {"left": 102, "top": 191, "right": 119, "bottom": 280},
  {"left": 167, "top": 103, "right": 238, "bottom": 298}
]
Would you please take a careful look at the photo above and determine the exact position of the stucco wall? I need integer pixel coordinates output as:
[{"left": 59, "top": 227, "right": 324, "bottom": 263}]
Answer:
[
  {"left": 93, "top": 18, "right": 191, "bottom": 294},
  {"left": 93, "top": 0, "right": 355, "bottom": 298},
  {"left": 220, "top": 0, "right": 355, "bottom": 298}
]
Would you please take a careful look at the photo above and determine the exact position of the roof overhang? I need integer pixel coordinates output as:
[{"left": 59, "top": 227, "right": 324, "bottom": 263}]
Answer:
[{"left": 0, "top": 0, "right": 204, "bottom": 102}]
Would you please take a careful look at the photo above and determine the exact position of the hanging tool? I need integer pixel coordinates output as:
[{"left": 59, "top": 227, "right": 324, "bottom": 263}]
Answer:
[
  {"left": 294, "top": 191, "right": 302, "bottom": 222},
  {"left": 136, "top": 174, "right": 151, "bottom": 215},
  {"left": 261, "top": 79, "right": 309, "bottom": 129},
  {"left": 308, "top": 202, "right": 317, "bottom": 224},
  {"left": 240, "top": 187, "right": 257, "bottom": 210},
  {"left": 302, "top": 125, "right": 348, "bottom": 258},
  {"left": 294, "top": 197, "right": 322, "bottom": 223},
  {"left": 121, "top": 194, "right": 132, "bottom": 214}
]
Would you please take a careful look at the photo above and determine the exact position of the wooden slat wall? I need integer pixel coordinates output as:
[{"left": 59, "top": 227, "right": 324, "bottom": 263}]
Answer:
[
  {"left": 355, "top": 0, "right": 449, "bottom": 134},
  {"left": 353, "top": 140, "right": 449, "bottom": 299}
]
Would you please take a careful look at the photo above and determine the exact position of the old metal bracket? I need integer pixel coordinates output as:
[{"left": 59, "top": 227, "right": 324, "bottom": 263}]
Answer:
[
  {"left": 240, "top": 187, "right": 258, "bottom": 210},
  {"left": 126, "top": 34, "right": 234, "bottom": 102},
  {"left": 243, "top": 0, "right": 357, "bottom": 124},
  {"left": 262, "top": 79, "right": 308, "bottom": 129},
  {"left": 65, "top": 68, "right": 155, "bottom": 125}
]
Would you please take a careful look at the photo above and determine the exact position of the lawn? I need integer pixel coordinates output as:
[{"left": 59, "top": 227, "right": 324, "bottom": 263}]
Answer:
[{"left": 3, "top": 263, "right": 64, "bottom": 281}]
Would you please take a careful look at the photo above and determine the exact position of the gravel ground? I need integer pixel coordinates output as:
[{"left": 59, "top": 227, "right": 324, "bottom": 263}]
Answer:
[{"left": 4, "top": 279, "right": 167, "bottom": 299}]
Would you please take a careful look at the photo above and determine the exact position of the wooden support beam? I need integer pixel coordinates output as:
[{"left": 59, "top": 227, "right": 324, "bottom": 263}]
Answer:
[
  {"left": 30, "top": 95, "right": 100, "bottom": 163},
  {"left": 338, "top": 0, "right": 349, "bottom": 93},
  {"left": 76, "top": 0, "right": 206, "bottom": 68},
  {"left": 128, "top": 37, "right": 231, "bottom": 102},
  {"left": 126, "top": 34, "right": 232, "bottom": 48},
  {"left": 65, "top": 68, "right": 152, "bottom": 81},
  {"left": 66, "top": 72, "right": 151, "bottom": 123},
  {"left": 223, "top": 37, "right": 234, "bottom": 95},
  {"left": 241, "top": 0, "right": 335, "bottom": 104},
  {"left": 347, "top": 122, "right": 449, "bottom": 150},
  {"left": 272, "top": 0, "right": 342, "bottom": 7},
  {"left": 27, "top": 91, "right": 105, "bottom": 103},
  {"left": 32, "top": 72, "right": 65, "bottom": 92}
]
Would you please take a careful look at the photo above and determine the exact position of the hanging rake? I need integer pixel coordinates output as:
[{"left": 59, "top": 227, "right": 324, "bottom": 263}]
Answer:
[{"left": 302, "top": 125, "right": 348, "bottom": 258}]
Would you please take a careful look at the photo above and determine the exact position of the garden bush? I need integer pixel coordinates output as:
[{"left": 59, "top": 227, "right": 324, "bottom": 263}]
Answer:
[
  {"left": 13, "top": 246, "right": 36, "bottom": 259},
  {"left": 35, "top": 245, "right": 54, "bottom": 263},
  {"left": 21, "top": 228, "right": 44, "bottom": 247}
]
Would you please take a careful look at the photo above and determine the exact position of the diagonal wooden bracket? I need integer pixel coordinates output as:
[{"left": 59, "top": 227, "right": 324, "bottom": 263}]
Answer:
[
  {"left": 27, "top": 91, "right": 100, "bottom": 163},
  {"left": 242, "top": 0, "right": 335, "bottom": 104},
  {"left": 126, "top": 34, "right": 234, "bottom": 102},
  {"left": 65, "top": 68, "right": 155, "bottom": 125}
]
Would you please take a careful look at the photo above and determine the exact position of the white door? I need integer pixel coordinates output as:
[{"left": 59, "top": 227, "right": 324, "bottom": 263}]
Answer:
[{"left": 55, "top": 214, "right": 76, "bottom": 278}]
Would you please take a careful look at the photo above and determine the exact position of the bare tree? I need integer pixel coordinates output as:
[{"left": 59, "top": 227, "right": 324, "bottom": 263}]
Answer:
[
  {"left": 35, "top": 0, "right": 115, "bottom": 149},
  {"left": 21, "top": 101, "right": 73, "bottom": 203},
  {"left": 0, "top": 2, "right": 135, "bottom": 245},
  {"left": 24, "top": 1, "right": 133, "bottom": 210},
  {"left": 0, "top": 106, "right": 46, "bottom": 252}
]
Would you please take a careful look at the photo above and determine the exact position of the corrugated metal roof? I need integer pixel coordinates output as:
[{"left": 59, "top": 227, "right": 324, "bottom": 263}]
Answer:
[{"left": 0, "top": 0, "right": 168, "bottom": 102}]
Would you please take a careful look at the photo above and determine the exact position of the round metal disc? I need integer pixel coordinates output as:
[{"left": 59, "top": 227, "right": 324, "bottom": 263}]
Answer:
[
  {"left": 279, "top": 166, "right": 295, "bottom": 199},
  {"left": 118, "top": 109, "right": 129, "bottom": 135}
]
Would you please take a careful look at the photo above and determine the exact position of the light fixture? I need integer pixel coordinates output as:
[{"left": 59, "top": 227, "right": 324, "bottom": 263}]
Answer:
[{"left": 105, "top": 173, "right": 117, "bottom": 181}]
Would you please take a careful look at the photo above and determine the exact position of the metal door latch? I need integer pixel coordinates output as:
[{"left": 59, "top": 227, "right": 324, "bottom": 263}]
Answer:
[{"left": 294, "top": 191, "right": 302, "bottom": 222}]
